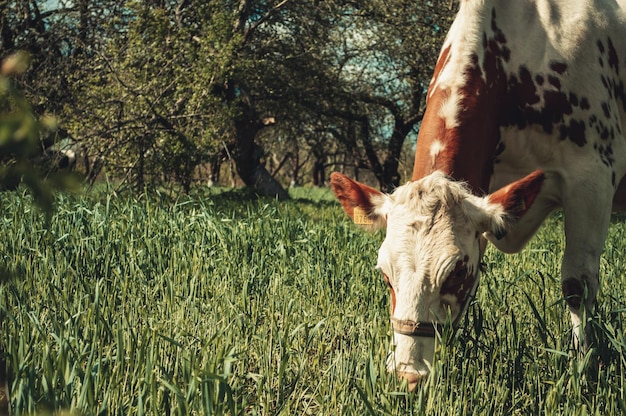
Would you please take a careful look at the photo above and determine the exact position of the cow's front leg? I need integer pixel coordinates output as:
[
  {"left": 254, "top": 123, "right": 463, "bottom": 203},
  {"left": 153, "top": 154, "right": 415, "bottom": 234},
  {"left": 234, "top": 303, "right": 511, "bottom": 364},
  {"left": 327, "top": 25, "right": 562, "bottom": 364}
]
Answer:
[{"left": 561, "top": 191, "right": 612, "bottom": 352}]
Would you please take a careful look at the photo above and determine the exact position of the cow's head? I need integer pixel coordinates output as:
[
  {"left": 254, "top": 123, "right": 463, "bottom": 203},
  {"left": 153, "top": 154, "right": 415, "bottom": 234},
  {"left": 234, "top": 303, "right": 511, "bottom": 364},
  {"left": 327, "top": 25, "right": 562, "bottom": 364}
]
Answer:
[{"left": 330, "top": 170, "right": 544, "bottom": 390}]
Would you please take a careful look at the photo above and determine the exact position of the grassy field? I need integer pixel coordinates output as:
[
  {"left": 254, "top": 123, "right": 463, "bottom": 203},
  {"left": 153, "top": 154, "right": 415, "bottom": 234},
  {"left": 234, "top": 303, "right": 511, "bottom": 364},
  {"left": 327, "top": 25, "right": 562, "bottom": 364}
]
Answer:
[{"left": 0, "top": 186, "right": 624, "bottom": 415}]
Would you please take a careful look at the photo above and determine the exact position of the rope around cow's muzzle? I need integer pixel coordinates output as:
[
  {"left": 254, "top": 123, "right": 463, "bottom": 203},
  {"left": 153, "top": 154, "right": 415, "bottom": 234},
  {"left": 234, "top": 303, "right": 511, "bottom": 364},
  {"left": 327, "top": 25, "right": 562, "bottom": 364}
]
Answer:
[{"left": 389, "top": 272, "right": 481, "bottom": 338}]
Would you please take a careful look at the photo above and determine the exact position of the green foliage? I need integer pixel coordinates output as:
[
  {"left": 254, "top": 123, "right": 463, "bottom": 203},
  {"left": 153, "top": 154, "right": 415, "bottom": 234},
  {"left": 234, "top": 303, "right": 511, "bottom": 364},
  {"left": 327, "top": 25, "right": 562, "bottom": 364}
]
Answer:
[
  {"left": 4, "top": 0, "right": 457, "bottom": 191},
  {"left": 0, "top": 190, "right": 624, "bottom": 414},
  {"left": 67, "top": 1, "right": 241, "bottom": 192},
  {"left": 0, "top": 52, "right": 80, "bottom": 213}
]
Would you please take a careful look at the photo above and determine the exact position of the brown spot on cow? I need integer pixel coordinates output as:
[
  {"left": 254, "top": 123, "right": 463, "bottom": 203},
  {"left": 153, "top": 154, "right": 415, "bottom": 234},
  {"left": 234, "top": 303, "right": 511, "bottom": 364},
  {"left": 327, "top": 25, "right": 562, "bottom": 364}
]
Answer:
[
  {"left": 607, "top": 37, "right": 619, "bottom": 74},
  {"left": 580, "top": 97, "right": 591, "bottom": 110},
  {"left": 550, "top": 61, "right": 568, "bottom": 74},
  {"left": 559, "top": 119, "right": 587, "bottom": 146},
  {"left": 440, "top": 259, "right": 476, "bottom": 303},
  {"left": 548, "top": 75, "right": 561, "bottom": 90}
]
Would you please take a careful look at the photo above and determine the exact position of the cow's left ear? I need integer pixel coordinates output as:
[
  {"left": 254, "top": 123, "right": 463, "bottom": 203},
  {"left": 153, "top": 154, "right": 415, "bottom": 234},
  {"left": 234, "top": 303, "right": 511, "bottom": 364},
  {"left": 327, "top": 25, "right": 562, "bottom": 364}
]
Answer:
[
  {"left": 330, "top": 172, "right": 389, "bottom": 230},
  {"left": 487, "top": 170, "right": 545, "bottom": 218},
  {"left": 468, "top": 170, "right": 545, "bottom": 239}
]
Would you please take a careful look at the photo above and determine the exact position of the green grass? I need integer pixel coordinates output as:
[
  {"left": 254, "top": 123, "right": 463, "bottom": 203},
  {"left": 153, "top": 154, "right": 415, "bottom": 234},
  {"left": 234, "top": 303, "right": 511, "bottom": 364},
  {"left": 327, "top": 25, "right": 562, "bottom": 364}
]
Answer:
[{"left": 0, "top": 188, "right": 624, "bottom": 415}]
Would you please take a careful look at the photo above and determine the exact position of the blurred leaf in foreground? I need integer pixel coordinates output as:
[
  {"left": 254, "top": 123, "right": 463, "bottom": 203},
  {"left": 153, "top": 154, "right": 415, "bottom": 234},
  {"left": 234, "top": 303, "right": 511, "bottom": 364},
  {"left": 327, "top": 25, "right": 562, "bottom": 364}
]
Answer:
[{"left": 0, "top": 51, "right": 80, "bottom": 213}]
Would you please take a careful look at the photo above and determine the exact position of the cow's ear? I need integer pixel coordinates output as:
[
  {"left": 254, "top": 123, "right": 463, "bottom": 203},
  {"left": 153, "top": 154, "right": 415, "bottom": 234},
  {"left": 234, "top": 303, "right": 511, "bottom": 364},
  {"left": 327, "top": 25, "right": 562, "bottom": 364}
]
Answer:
[
  {"left": 488, "top": 170, "right": 545, "bottom": 219},
  {"left": 330, "top": 172, "right": 388, "bottom": 230},
  {"left": 475, "top": 170, "right": 545, "bottom": 239}
]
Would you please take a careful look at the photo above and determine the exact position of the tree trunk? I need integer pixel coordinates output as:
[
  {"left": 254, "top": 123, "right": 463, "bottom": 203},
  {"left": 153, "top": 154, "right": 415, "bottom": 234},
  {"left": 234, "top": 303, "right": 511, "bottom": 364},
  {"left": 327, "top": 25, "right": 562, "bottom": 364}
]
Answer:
[
  {"left": 232, "top": 116, "right": 289, "bottom": 200},
  {"left": 290, "top": 151, "right": 300, "bottom": 187},
  {"left": 136, "top": 132, "right": 146, "bottom": 193},
  {"left": 235, "top": 149, "right": 289, "bottom": 199},
  {"left": 208, "top": 153, "right": 221, "bottom": 187},
  {"left": 312, "top": 154, "right": 326, "bottom": 187},
  {"left": 379, "top": 122, "right": 410, "bottom": 192},
  {"left": 360, "top": 115, "right": 413, "bottom": 192}
]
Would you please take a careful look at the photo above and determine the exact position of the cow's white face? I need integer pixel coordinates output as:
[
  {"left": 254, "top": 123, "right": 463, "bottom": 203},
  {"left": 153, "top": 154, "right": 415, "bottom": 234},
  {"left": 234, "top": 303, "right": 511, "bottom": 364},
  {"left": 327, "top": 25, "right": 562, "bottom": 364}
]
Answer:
[
  {"left": 330, "top": 170, "right": 545, "bottom": 390},
  {"left": 374, "top": 173, "right": 498, "bottom": 384}
]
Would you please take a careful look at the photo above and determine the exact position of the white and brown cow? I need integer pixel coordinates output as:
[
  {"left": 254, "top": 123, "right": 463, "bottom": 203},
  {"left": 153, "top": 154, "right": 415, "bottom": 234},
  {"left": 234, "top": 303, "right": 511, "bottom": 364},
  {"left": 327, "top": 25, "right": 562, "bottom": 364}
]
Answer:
[{"left": 331, "top": 0, "right": 626, "bottom": 389}]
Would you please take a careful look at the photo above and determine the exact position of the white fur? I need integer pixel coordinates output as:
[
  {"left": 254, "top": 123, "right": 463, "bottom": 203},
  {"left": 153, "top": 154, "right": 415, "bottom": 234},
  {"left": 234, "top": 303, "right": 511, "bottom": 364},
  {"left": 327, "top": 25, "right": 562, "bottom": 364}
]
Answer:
[
  {"left": 429, "top": 140, "right": 446, "bottom": 167},
  {"left": 373, "top": 172, "right": 506, "bottom": 378}
]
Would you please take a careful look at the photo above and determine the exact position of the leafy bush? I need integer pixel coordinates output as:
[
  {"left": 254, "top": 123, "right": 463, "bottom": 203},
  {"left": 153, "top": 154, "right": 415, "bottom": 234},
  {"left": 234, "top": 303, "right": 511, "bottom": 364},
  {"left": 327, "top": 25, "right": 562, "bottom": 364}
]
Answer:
[{"left": 0, "top": 52, "right": 79, "bottom": 212}]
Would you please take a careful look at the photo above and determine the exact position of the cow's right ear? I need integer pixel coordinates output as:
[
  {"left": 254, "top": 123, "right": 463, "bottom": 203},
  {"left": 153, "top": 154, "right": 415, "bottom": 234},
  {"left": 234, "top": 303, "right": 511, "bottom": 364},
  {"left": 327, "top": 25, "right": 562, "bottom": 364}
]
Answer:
[{"left": 329, "top": 172, "right": 388, "bottom": 230}]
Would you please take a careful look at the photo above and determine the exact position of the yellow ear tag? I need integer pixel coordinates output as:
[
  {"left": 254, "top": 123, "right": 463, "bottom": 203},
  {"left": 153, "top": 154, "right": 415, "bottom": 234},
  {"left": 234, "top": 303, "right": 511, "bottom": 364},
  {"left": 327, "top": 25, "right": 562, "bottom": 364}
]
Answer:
[{"left": 353, "top": 206, "right": 374, "bottom": 225}]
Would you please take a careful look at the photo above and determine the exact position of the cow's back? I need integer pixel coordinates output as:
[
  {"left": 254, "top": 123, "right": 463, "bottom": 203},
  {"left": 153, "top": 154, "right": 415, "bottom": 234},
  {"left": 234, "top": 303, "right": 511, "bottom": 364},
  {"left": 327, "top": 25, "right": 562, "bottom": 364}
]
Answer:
[
  {"left": 485, "top": 0, "right": 626, "bottom": 208},
  {"left": 414, "top": 0, "right": 626, "bottom": 210}
]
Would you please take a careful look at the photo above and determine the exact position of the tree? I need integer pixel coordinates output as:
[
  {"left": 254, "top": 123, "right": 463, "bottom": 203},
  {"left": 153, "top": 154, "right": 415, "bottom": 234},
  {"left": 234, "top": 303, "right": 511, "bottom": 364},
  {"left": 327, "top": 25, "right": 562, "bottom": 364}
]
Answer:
[
  {"left": 63, "top": 1, "right": 224, "bottom": 192},
  {"left": 225, "top": 0, "right": 367, "bottom": 190},
  {"left": 326, "top": 0, "right": 456, "bottom": 191},
  {"left": 67, "top": 0, "right": 295, "bottom": 197},
  {"left": 242, "top": 0, "right": 456, "bottom": 191},
  {"left": 2, "top": 0, "right": 455, "bottom": 194},
  {"left": 217, "top": 0, "right": 341, "bottom": 199},
  {"left": 0, "top": 52, "right": 79, "bottom": 208}
]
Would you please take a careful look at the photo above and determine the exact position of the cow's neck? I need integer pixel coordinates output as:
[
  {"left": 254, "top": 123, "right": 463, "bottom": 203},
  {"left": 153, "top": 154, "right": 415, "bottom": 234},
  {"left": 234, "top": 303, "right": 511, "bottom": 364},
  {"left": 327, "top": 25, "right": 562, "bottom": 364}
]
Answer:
[
  {"left": 412, "top": 1, "right": 505, "bottom": 195},
  {"left": 411, "top": 65, "right": 502, "bottom": 195}
]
